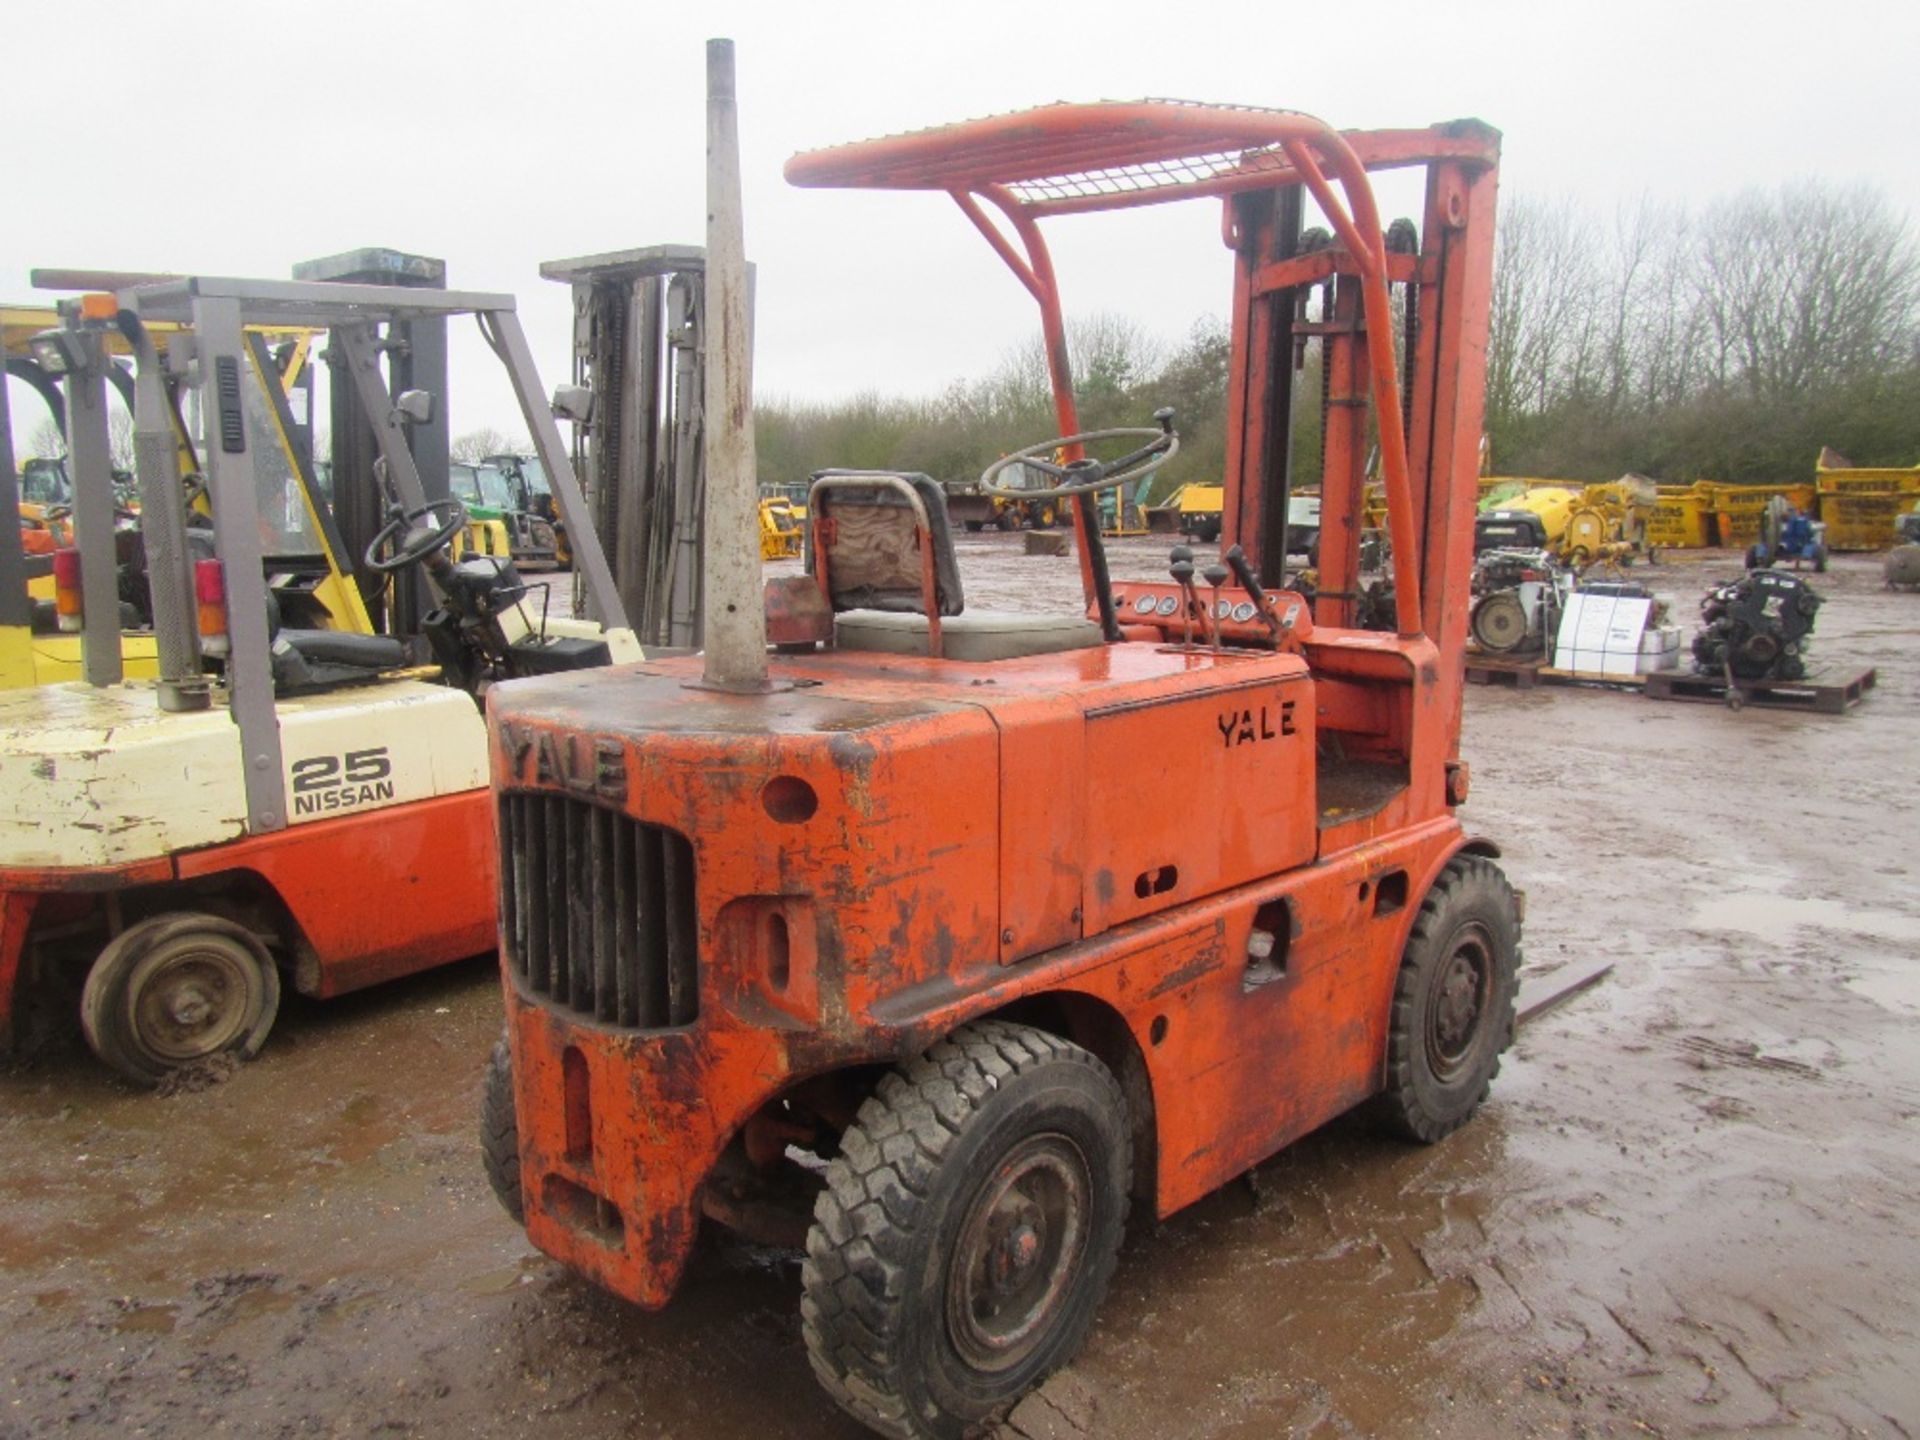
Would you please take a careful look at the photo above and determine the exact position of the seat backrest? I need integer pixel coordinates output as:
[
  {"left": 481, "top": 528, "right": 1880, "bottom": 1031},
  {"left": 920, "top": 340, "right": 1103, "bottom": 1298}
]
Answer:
[{"left": 807, "top": 471, "right": 964, "bottom": 618}]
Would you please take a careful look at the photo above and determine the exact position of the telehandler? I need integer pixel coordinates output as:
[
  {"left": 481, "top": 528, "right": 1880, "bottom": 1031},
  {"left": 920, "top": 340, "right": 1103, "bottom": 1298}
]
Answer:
[{"left": 485, "top": 75, "right": 1514, "bottom": 1440}]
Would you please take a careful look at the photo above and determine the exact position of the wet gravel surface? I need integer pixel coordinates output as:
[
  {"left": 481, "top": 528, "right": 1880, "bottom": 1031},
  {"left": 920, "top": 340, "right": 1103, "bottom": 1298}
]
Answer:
[{"left": 2, "top": 538, "right": 1915, "bottom": 1438}]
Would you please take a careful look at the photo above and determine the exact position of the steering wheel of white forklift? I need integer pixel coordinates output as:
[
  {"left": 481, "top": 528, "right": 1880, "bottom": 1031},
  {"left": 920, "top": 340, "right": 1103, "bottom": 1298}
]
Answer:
[
  {"left": 364, "top": 497, "right": 468, "bottom": 574},
  {"left": 979, "top": 409, "right": 1180, "bottom": 501}
]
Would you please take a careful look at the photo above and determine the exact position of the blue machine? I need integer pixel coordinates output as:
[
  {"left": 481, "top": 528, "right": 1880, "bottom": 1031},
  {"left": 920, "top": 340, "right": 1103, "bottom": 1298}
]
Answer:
[{"left": 1748, "top": 496, "right": 1828, "bottom": 573}]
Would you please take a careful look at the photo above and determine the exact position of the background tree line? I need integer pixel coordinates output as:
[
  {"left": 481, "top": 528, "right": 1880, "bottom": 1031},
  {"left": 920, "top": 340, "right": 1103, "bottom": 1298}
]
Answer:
[
  {"left": 757, "top": 178, "right": 1920, "bottom": 497},
  {"left": 19, "top": 178, "right": 1911, "bottom": 499}
]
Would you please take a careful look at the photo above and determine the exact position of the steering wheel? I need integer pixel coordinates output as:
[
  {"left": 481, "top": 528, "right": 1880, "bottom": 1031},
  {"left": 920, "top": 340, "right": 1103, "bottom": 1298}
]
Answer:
[
  {"left": 364, "top": 497, "right": 468, "bottom": 574},
  {"left": 980, "top": 408, "right": 1179, "bottom": 500}
]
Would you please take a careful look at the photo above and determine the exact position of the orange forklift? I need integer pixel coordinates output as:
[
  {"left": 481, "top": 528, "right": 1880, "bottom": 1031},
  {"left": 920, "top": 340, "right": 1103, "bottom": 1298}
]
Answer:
[{"left": 485, "top": 68, "right": 1511, "bottom": 1440}]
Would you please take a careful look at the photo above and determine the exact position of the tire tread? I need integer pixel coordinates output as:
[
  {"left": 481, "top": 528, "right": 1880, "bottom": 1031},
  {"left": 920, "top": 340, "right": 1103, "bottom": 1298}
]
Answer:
[
  {"left": 479, "top": 1032, "right": 524, "bottom": 1223},
  {"left": 802, "top": 1020, "right": 1130, "bottom": 1440},
  {"left": 1374, "top": 854, "right": 1522, "bottom": 1144}
]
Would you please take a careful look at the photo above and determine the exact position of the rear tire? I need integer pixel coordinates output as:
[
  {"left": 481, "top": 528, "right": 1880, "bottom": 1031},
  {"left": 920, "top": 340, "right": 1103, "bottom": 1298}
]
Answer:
[
  {"left": 480, "top": 1031, "right": 524, "bottom": 1223},
  {"left": 1372, "top": 856, "right": 1521, "bottom": 1143},
  {"left": 80, "top": 913, "right": 280, "bottom": 1086},
  {"left": 802, "top": 1021, "right": 1130, "bottom": 1440}
]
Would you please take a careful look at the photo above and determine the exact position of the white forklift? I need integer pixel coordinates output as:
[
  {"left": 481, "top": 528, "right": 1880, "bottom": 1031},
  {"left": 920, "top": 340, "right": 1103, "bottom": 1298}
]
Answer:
[{"left": 0, "top": 272, "right": 636, "bottom": 1083}]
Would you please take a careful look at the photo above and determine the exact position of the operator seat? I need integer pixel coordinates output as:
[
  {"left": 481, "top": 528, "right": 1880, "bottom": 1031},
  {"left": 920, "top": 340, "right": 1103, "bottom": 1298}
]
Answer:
[{"left": 811, "top": 470, "right": 1101, "bottom": 662}]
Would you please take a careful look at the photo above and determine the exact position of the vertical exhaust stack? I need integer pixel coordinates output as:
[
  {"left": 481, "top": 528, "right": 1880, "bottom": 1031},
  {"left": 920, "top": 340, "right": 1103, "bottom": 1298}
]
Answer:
[{"left": 700, "top": 38, "right": 769, "bottom": 690}]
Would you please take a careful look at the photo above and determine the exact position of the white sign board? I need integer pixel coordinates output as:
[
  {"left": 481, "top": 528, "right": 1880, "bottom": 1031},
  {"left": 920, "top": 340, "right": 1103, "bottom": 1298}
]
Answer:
[{"left": 1554, "top": 592, "right": 1652, "bottom": 677}]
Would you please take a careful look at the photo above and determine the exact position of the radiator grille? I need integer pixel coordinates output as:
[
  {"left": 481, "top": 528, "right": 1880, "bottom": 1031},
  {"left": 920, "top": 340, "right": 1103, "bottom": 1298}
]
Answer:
[{"left": 499, "top": 791, "right": 698, "bottom": 1028}]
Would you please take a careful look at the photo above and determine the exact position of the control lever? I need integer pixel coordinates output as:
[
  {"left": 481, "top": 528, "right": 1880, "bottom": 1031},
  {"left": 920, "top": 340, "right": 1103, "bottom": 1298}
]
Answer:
[
  {"left": 1201, "top": 562, "right": 1230, "bottom": 652},
  {"left": 1224, "top": 544, "right": 1286, "bottom": 644},
  {"left": 1168, "top": 545, "right": 1197, "bottom": 648}
]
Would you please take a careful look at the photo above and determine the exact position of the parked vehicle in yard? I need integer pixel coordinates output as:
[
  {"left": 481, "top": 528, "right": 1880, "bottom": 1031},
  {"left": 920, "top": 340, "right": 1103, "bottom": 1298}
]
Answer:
[
  {"left": 0, "top": 275, "right": 634, "bottom": 1084},
  {"left": 485, "top": 453, "right": 570, "bottom": 569},
  {"left": 485, "top": 74, "right": 1515, "bottom": 1440},
  {"left": 449, "top": 459, "right": 560, "bottom": 569}
]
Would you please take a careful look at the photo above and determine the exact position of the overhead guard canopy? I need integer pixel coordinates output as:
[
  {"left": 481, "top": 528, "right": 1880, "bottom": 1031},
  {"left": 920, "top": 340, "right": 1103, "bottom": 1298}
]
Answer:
[
  {"left": 784, "top": 101, "right": 1500, "bottom": 643},
  {"left": 783, "top": 100, "right": 1497, "bottom": 219}
]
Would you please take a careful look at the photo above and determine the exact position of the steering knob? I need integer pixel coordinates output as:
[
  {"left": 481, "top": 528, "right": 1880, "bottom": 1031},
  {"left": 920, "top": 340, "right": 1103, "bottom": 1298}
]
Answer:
[
  {"left": 1153, "top": 406, "right": 1176, "bottom": 434},
  {"left": 1203, "top": 563, "right": 1230, "bottom": 589},
  {"left": 1169, "top": 544, "right": 1193, "bottom": 566},
  {"left": 1170, "top": 559, "right": 1195, "bottom": 584}
]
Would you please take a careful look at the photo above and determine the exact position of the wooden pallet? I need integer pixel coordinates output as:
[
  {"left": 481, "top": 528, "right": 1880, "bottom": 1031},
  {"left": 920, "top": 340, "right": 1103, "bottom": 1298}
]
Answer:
[
  {"left": 1465, "top": 653, "right": 1546, "bottom": 688},
  {"left": 1466, "top": 654, "right": 1648, "bottom": 692},
  {"left": 1642, "top": 666, "right": 1876, "bottom": 715}
]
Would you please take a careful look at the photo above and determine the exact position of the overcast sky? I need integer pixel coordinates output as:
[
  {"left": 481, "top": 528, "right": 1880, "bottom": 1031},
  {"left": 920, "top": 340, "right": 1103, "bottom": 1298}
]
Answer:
[{"left": 6, "top": 0, "right": 1917, "bottom": 453}]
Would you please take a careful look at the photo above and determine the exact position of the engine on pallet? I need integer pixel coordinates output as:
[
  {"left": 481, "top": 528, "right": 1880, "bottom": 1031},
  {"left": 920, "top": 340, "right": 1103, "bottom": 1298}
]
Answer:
[
  {"left": 1691, "top": 570, "right": 1823, "bottom": 682},
  {"left": 1468, "top": 548, "right": 1562, "bottom": 655}
]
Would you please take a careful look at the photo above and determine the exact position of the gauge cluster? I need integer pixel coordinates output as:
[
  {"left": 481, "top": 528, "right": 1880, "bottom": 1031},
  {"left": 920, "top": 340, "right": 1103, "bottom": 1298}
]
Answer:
[{"left": 1099, "top": 583, "right": 1310, "bottom": 646}]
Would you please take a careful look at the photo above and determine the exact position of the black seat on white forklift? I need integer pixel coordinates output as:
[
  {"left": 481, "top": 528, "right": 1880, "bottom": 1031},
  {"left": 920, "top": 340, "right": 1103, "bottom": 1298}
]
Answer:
[
  {"left": 268, "top": 595, "right": 409, "bottom": 691},
  {"left": 811, "top": 469, "right": 1101, "bottom": 661}
]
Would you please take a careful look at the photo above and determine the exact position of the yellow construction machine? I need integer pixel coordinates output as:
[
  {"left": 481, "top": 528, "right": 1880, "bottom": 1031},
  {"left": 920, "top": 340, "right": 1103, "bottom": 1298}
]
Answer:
[
  {"left": 759, "top": 494, "right": 803, "bottom": 559},
  {"left": 1475, "top": 477, "right": 1653, "bottom": 567}
]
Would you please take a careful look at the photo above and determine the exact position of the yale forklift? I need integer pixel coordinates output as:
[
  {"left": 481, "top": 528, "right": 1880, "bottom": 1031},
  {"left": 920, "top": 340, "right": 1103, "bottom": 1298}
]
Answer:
[
  {"left": 486, "top": 67, "right": 1514, "bottom": 1440},
  {"left": 0, "top": 276, "right": 636, "bottom": 1084}
]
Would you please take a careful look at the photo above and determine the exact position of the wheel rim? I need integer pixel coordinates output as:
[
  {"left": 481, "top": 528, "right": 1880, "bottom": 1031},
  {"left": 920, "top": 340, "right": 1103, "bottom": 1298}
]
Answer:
[
  {"left": 945, "top": 1133, "right": 1091, "bottom": 1375},
  {"left": 125, "top": 937, "right": 262, "bottom": 1066},
  {"left": 1426, "top": 926, "right": 1493, "bottom": 1082}
]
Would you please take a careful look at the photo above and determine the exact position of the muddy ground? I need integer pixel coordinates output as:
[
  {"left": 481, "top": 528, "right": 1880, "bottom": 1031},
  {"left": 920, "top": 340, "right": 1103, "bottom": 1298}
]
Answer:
[{"left": 2, "top": 537, "right": 1916, "bottom": 1439}]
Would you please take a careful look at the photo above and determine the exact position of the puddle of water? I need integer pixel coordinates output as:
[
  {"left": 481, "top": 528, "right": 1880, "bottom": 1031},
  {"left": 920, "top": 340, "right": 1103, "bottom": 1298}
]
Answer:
[
  {"left": 1846, "top": 968, "right": 1920, "bottom": 1015},
  {"left": 112, "top": 1301, "right": 178, "bottom": 1335},
  {"left": 1692, "top": 893, "right": 1920, "bottom": 945},
  {"left": 459, "top": 1255, "right": 545, "bottom": 1296}
]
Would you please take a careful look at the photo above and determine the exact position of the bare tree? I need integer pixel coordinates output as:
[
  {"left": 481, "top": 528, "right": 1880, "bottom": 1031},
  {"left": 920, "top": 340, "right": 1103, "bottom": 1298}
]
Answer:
[
  {"left": 1486, "top": 195, "right": 1603, "bottom": 430},
  {"left": 109, "top": 411, "right": 136, "bottom": 472},
  {"left": 24, "top": 419, "right": 65, "bottom": 460},
  {"left": 1694, "top": 181, "right": 1920, "bottom": 400},
  {"left": 451, "top": 426, "right": 526, "bottom": 462}
]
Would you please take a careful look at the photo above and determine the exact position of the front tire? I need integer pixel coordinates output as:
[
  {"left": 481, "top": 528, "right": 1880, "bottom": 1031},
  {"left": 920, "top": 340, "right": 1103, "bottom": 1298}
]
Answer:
[
  {"left": 802, "top": 1021, "right": 1130, "bottom": 1440},
  {"left": 480, "top": 1030, "right": 524, "bottom": 1223},
  {"left": 79, "top": 913, "right": 280, "bottom": 1086},
  {"left": 1373, "top": 855, "right": 1521, "bottom": 1143}
]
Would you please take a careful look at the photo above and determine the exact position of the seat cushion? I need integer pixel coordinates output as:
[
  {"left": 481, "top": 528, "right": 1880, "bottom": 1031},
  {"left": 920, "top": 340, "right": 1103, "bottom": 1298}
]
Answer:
[
  {"left": 281, "top": 628, "right": 407, "bottom": 670},
  {"left": 835, "top": 608, "right": 1102, "bottom": 662}
]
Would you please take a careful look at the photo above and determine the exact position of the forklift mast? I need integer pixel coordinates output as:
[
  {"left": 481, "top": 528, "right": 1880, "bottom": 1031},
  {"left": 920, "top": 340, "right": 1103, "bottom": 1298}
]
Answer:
[{"left": 539, "top": 246, "right": 718, "bottom": 649}]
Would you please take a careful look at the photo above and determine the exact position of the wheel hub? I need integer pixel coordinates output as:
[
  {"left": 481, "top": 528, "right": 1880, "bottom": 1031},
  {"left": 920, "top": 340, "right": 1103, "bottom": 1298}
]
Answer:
[
  {"left": 988, "top": 1216, "right": 1044, "bottom": 1292},
  {"left": 165, "top": 982, "right": 217, "bottom": 1030},
  {"left": 1426, "top": 930, "right": 1491, "bottom": 1081},
  {"left": 947, "top": 1134, "right": 1091, "bottom": 1374},
  {"left": 129, "top": 946, "right": 256, "bottom": 1064}
]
